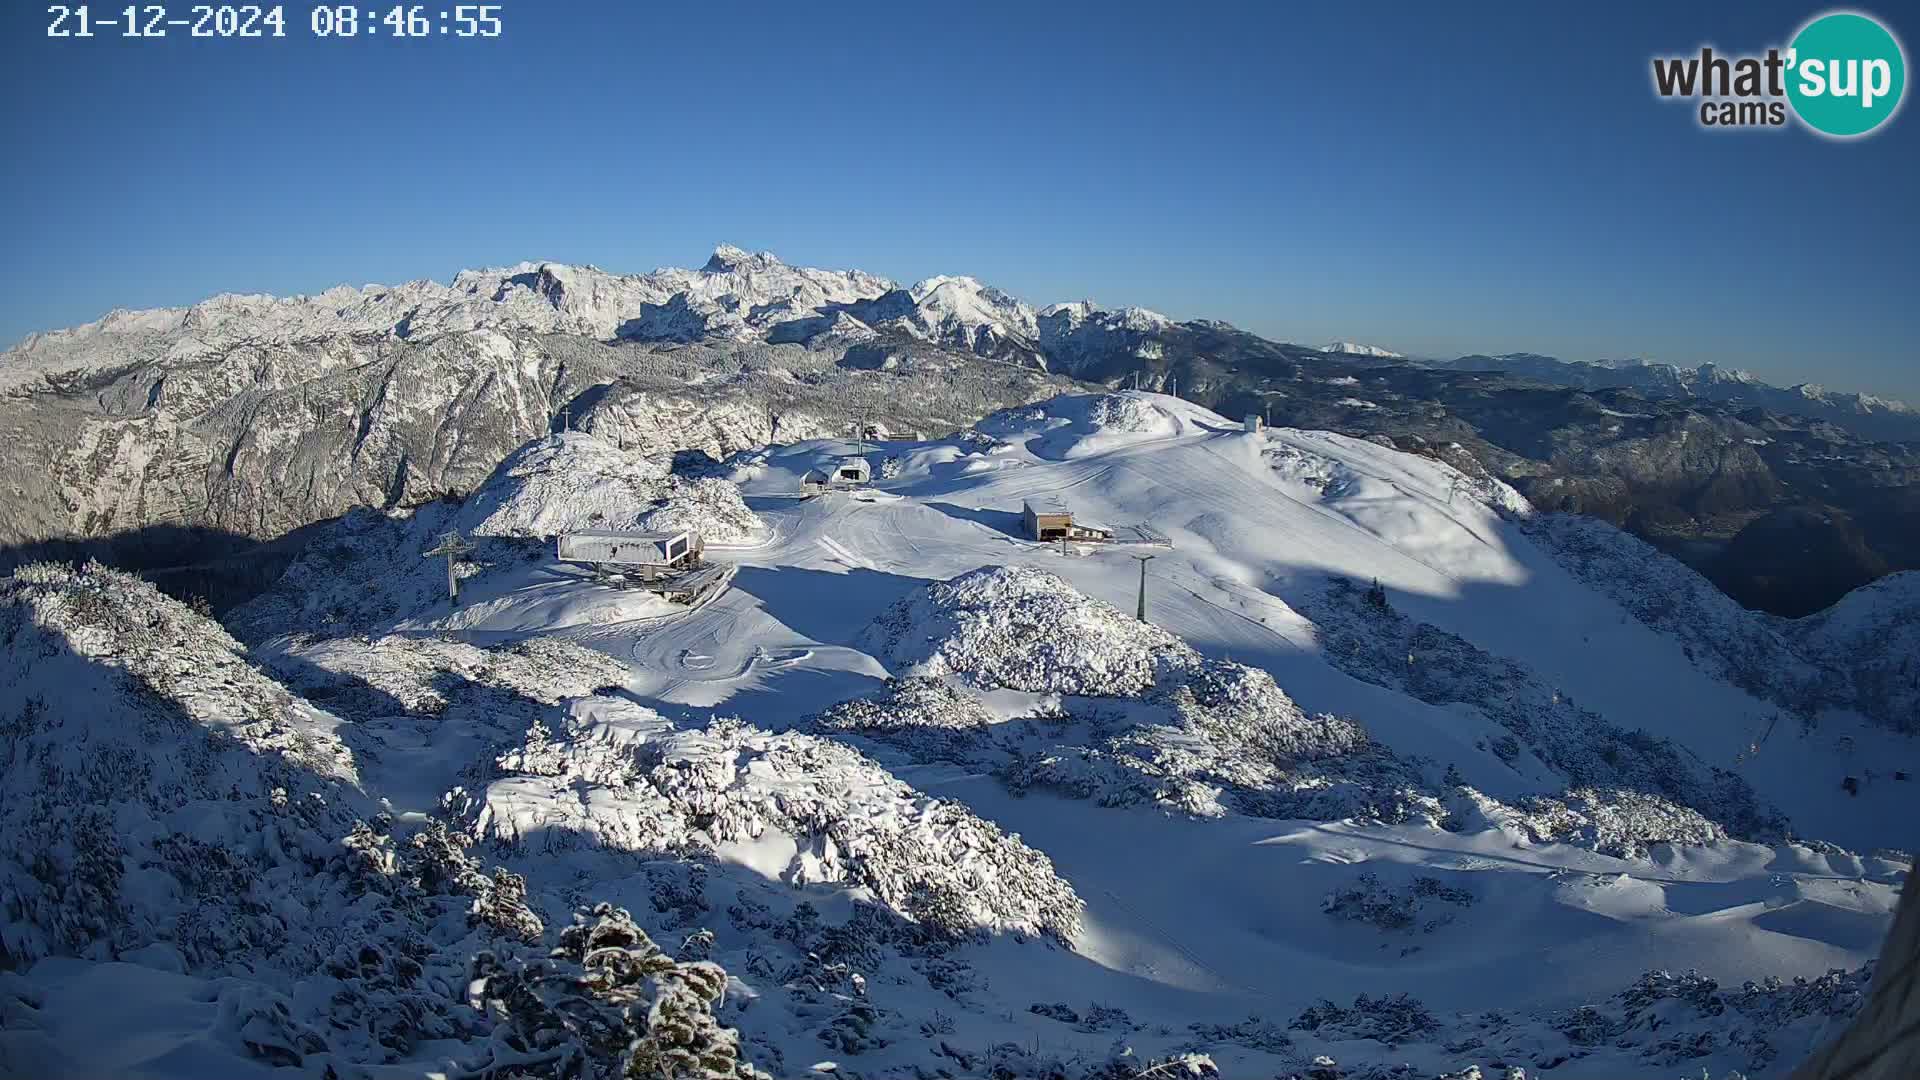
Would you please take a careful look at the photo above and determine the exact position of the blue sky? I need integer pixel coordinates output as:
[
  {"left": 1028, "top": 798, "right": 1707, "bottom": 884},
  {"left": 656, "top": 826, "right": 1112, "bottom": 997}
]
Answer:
[{"left": 4, "top": 1, "right": 1916, "bottom": 398}]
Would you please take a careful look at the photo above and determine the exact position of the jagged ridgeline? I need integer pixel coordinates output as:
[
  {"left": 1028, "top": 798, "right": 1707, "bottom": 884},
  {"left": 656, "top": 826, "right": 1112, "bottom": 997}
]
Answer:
[
  {"left": 7, "top": 246, "right": 1917, "bottom": 618},
  {"left": 0, "top": 249, "right": 1087, "bottom": 586}
]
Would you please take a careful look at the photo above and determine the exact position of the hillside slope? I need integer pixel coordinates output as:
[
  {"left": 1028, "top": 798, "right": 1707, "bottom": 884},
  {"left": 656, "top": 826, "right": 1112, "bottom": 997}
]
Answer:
[{"left": 176, "top": 392, "right": 1920, "bottom": 1077}]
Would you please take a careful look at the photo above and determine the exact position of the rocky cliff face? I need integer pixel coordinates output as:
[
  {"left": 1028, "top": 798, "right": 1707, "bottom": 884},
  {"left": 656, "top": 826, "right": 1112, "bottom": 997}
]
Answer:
[
  {"left": 0, "top": 250, "right": 1096, "bottom": 572},
  {"left": 2, "top": 330, "right": 596, "bottom": 562},
  {"left": 0, "top": 335, "right": 1066, "bottom": 575}
]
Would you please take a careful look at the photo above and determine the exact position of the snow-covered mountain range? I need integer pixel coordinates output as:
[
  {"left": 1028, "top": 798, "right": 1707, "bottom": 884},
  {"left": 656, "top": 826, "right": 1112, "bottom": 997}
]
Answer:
[
  {"left": 2, "top": 389, "right": 1912, "bottom": 1079},
  {"left": 1431, "top": 353, "right": 1920, "bottom": 441},
  {"left": 0, "top": 245, "right": 1165, "bottom": 391},
  {"left": 4, "top": 245, "right": 1916, "bottom": 609},
  {"left": 7, "top": 247, "right": 1910, "bottom": 429},
  {"left": 1323, "top": 341, "right": 1404, "bottom": 359}
]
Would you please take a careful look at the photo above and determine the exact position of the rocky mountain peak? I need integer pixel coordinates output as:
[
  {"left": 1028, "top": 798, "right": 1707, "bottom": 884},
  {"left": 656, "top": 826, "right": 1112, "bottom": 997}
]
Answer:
[{"left": 701, "top": 243, "right": 774, "bottom": 273}]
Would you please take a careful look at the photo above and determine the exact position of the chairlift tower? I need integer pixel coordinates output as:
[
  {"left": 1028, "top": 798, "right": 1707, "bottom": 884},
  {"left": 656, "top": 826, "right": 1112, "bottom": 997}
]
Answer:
[
  {"left": 1132, "top": 553, "right": 1157, "bottom": 622},
  {"left": 424, "top": 530, "right": 475, "bottom": 605}
]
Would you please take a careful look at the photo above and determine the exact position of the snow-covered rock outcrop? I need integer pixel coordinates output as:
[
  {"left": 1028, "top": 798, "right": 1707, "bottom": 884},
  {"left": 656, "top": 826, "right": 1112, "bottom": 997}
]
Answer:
[
  {"left": 971, "top": 392, "right": 1188, "bottom": 459},
  {"left": 866, "top": 565, "right": 1196, "bottom": 695},
  {"left": 635, "top": 477, "right": 764, "bottom": 545},
  {"left": 855, "top": 566, "right": 1442, "bottom": 823},
  {"left": 455, "top": 431, "right": 766, "bottom": 544},
  {"left": 459, "top": 433, "right": 673, "bottom": 537},
  {"left": 474, "top": 697, "right": 1084, "bottom": 943}
]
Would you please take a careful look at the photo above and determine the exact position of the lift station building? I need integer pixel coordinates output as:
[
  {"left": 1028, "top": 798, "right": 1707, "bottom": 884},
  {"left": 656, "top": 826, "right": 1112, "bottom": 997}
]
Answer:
[
  {"left": 557, "top": 529, "right": 702, "bottom": 576},
  {"left": 1022, "top": 497, "right": 1112, "bottom": 542}
]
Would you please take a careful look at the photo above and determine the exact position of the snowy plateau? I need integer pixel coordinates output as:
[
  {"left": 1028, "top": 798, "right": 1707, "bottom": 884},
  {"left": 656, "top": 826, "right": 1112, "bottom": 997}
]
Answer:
[{"left": 0, "top": 255, "right": 1915, "bottom": 1079}]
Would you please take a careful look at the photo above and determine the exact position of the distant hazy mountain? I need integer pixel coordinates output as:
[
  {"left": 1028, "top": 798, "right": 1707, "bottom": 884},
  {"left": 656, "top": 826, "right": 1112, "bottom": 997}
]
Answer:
[
  {"left": 1429, "top": 352, "right": 1920, "bottom": 442},
  {"left": 1322, "top": 340, "right": 1404, "bottom": 359}
]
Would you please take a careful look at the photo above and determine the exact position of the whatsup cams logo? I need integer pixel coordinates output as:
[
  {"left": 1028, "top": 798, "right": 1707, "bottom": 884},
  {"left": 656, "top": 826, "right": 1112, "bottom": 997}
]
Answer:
[{"left": 1652, "top": 9, "right": 1906, "bottom": 137}]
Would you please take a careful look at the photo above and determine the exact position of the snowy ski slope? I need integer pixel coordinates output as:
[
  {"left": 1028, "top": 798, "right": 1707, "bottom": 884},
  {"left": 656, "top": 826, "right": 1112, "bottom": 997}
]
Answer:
[
  {"left": 277, "top": 391, "right": 1906, "bottom": 1074},
  {"left": 13, "top": 392, "right": 1906, "bottom": 1079}
]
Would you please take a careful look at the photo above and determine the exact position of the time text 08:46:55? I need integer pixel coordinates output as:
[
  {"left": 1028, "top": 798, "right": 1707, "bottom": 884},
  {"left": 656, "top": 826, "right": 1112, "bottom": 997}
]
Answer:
[{"left": 46, "top": 5, "right": 503, "bottom": 38}]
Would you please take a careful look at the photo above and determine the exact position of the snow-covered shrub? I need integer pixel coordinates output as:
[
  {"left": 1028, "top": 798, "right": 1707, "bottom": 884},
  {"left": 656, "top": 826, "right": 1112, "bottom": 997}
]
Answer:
[
  {"left": 1184, "top": 1016, "right": 1294, "bottom": 1055},
  {"left": 955, "top": 1042, "right": 1219, "bottom": 1079},
  {"left": 1548, "top": 965, "right": 1872, "bottom": 1073},
  {"left": 263, "top": 632, "right": 630, "bottom": 721},
  {"left": 0, "top": 563, "right": 648, "bottom": 1074},
  {"left": 467, "top": 902, "right": 766, "bottom": 1079},
  {"left": 475, "top": 700, "right": 1084, "bottom": 942},
  {"left": 1086, "top": 393, "right": 1173, "bottom": 433},
  {"left": 808, "top": 675, "right": 997, "bottom": 760},
  {"left": 866, "top": 565, "right": 1198, "bottom": 694},
  {"left": 399, "top": 820, "right": 546, "bottom": 943},
  {"left": 1156, "top": 659, "right": 1367, "bottom": 765},
  {"left": 1322, "top": 872, "right": 1475, "bottom": 933},
  {"left": 1289, "top": 993, "right": 1440, "bottom": 1048},
  {"left": 995, "top": 703, "right": 1446, "bottom": 827},
  {"left": 0, "top": 562, "right": 359, "bottom": 968},
  {"left": 1264, "top": 442, "right": 1347, "bottom": 494},
  {"left": 1493, "top": 787, "right": 1731, "bottom": 857}
]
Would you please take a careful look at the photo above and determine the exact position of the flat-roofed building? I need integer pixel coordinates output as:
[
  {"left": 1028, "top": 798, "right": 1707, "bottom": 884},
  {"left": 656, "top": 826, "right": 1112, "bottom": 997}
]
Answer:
[
  {"left": 1022, "top": 497, "right": 1112, "bottom": 542},
  {"left": 556, "top": 529, "right": 702, "bottom": 575}
]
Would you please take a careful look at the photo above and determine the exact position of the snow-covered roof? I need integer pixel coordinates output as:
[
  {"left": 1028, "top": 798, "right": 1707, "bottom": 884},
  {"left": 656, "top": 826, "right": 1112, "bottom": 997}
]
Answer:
[
  {"left": 1024, "top": 496, "right": 1072, "bottom": 515},
  {"left": 563, "top": 528, "right": 690, "bottom": 542}
]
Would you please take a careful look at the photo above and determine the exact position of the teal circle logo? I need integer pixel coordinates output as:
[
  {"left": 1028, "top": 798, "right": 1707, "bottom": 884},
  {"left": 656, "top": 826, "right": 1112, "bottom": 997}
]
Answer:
[{"left": 1787, "top": 11, "right": 1906, "bottom": 137}]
